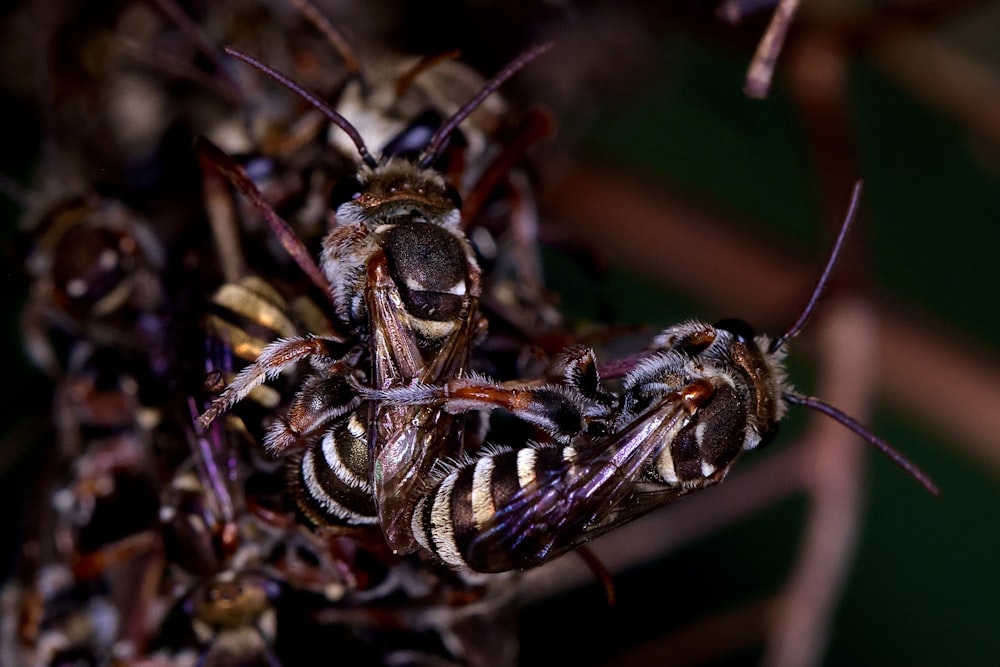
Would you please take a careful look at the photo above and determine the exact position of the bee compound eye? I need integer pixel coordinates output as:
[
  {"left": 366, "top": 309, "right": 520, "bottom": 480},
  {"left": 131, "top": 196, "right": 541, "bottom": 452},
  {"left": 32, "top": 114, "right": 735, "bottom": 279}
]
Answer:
[
  {"left": 329, "top": 175, "right": 364, "bottom": 210},
  {"left": 714, "top": 318, "right": 756, "bottom": 343},
  {"left": 381, "top": 109, "right": 443, "bottom": 159},
  {"left": 757, "top": 420, "right": 780, "bottom": 449},
  {"left": 443, "top": 183, "right": 463, "bottom": 210}
]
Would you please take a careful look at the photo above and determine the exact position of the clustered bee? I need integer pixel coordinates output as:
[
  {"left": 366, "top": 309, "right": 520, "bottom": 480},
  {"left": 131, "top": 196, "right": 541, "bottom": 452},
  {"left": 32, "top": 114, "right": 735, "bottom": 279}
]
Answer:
[
  {"left": 3, "top": 1, "right": 937, "bottom": 666},
  {"left": 3, "top": 2, "right": 555, "bottom": 664}
]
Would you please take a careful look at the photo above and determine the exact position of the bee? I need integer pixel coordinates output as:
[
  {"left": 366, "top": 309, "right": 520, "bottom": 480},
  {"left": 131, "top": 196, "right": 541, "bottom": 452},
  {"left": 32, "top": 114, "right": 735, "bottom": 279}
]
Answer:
[
  {"left": 17, "top": 193, "right": 169, "bottom": 380},
  {"left": 196, "top": 43, "right": 554, "bottom": 557},
  {"left": 367, "top": 182, "right": 939, "bottom": 572},
  {"left": 5, "top": 4, "right": 542, "bottom": 665},
  {"left": 178, "top": 570, "right": 281, "bottom": 667},
  {"left": 154, "top": 413, "right": 286, "bottom": 667}
]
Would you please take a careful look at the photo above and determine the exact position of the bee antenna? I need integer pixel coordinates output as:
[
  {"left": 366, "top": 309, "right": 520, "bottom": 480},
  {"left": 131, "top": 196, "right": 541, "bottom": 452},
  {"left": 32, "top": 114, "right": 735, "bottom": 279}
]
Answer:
[
  {"left": 418, "top": 41, "right": 554, "bottom": 168},
  {"left": 223, "top": 46, "right": 378, "bottom": 169},
  {"left": 784, "top": 392, "right": 940, "bottom": 496},
  {"left": 769, "top": 179, "right": 863, "bottom": 354}
]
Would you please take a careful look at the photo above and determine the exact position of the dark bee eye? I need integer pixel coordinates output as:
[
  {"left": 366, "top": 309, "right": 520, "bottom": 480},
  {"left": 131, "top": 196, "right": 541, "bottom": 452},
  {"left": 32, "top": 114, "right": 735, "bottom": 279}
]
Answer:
[
  {"left": 329, "top": 175, "right": 363, "bottom": 209},
  {"left": 381, "top": 109, "right": 442, "bottom": 159},
  {"left": 757, "top": 421, "right": 780, "bottom": 449},
  {"left": 714, "top": 318, "right": 756, "bottom": 343},
  {"left": 443, "top": 184, "right": 463, "bottom": 210}
]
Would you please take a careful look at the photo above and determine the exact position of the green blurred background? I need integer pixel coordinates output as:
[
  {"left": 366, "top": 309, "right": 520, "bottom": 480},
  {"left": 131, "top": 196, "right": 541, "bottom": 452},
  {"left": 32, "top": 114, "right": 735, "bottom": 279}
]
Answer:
[{"left": 515, "top": 3, "right": 1000, "bottom": 666}]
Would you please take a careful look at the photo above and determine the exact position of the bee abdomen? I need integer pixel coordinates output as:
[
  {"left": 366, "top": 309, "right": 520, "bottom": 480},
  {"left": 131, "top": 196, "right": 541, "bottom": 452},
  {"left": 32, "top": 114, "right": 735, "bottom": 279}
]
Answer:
[
  {"left": 412, "top": 444, "right": 574, "bottom": 572},
  {"left": 290, "top": 421, "right": 378, "bottom": 528}
]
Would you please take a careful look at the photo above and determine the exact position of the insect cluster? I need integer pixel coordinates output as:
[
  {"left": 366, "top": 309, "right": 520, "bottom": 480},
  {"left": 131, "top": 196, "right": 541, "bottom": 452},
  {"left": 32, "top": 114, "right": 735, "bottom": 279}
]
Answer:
[{"left": 1, "top": 2, "right": 935, "bottom": 666}]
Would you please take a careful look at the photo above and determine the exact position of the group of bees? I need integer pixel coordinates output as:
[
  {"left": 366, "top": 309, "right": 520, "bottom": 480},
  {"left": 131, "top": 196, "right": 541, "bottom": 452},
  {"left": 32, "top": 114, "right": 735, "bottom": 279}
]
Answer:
[{"left": 1, "top": 1, "right": 935, "bottom": 666}]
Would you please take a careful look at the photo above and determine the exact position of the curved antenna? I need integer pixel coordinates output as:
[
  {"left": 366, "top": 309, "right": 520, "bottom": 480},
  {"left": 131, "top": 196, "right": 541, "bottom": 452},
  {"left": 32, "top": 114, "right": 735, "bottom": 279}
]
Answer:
[
  {"left": 769, "top": 179, "right": 863, "bottom": 354},
  {"left": 785, "top": 392, "right": 940, "bottom": 496},
  {"left": 223, "top": 46, "right": 378, "bottom": 169},
  {"left": 418, "top": 41, "right": 554, "bottom": 168}
]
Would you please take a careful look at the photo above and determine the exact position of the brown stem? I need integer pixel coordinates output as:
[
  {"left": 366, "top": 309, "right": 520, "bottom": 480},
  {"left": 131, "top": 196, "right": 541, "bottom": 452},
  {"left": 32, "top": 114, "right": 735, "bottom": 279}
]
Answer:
[{"left": 763, "top": 299, "right": 872, "bottom": 667}]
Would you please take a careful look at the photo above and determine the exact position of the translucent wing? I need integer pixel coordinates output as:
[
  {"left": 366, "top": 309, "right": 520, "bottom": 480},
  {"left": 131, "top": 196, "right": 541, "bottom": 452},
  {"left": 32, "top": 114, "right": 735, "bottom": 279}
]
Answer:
[
  {"left": 441, "top": 394, "right": 699, "bottom": 572},
  {"left": 365, "top": 250, "right": 480, "bottom": 552}
]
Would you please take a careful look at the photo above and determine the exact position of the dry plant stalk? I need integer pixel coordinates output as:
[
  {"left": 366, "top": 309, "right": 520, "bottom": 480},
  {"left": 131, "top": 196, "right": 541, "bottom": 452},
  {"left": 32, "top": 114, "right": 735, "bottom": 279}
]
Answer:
[
  {"left": 762, "top": 297, "right": 873, "bottom": 667},
  {"left": 716, "top": 0, "right": 802, "bottom": 99}
]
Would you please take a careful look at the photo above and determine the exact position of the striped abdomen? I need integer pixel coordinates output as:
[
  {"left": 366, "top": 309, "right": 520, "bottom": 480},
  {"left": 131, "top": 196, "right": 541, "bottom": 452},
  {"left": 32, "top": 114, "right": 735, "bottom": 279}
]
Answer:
[
  {"left": 409, "top": 376, "right": 752, "bottom": 573},
  {"left": 410, "top": 443, "right": 591, "bottom": 572},
  {"left": 290, "top": 410, "right": 378, "bottom": 529}
]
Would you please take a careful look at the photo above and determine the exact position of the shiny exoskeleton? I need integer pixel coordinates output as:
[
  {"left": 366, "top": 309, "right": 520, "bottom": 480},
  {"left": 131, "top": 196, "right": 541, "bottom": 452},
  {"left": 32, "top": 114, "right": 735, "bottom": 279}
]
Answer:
[
  {"left": 367, "top": 182, "right": 937, "bottom": 573},
  {"left": 6, "top": 4, "right": 940, "bottom": 665},
  {"left": 197, "top": 43, "right": 553, "bottom": 558},
  {"left": 5, "top": 3, "right": 539, "bottom": 666},
  {"left": 407, "top": 320, "right": 785, "bottom": 572}
]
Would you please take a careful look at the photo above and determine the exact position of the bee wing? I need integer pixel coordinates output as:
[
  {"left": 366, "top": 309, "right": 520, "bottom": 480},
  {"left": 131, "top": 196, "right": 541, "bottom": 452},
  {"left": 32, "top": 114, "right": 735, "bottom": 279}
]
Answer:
[
  {"left": 460, "top": 394, "right": 696, "bottom": 572},
  {"left": 365, "top": 250, "right": 478, "bottom": 385},
  {"left": 364, "top": 251, "right": 479, "bottom": 552}
]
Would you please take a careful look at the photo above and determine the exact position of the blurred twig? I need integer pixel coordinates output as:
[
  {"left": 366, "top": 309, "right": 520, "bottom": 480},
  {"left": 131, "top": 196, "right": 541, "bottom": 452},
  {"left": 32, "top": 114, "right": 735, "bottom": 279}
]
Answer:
[
  {"left": 736, "top": 0, "right": 802, "bottom": 99},
  {"left": 595, "top": 597, "right": 780, "bottom": 667},
  {"left": 762, "top": 298, "right": 871, "bottom": 667},
  {"left": 795, "top": 2, "right": 1000, "bottom": 150},
  {"left": 871, "top": 25, "right": 1000, "bottom": 151}
]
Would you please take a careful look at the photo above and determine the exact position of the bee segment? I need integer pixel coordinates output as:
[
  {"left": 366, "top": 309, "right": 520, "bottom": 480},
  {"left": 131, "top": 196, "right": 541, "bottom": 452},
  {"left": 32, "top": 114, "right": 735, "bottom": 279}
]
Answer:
[
  {"left": 382, "top": 223, "right": 470, "bottom": 322},
  {"left": 516, "top": 448, "right": 537, "bottom": 489},
  {"left": 669, "top": 383, "right": 749, "bottom": 484},
  {"left": 293, "top": 427, "right": 377, "bottom": 527},
  {"left": 346, "top": 411, "right": 366, "bottom": 438},
  {"left": 471, "top": 457, "right": 497, "bottom": 527},
  {"left": 298, "top": 448, "right": 377, "bottom": 525},
  {"left": 208, "top": 278, "right": 298, "bottom": 362},
  {"left": 321, "top": 428, "right": 369, "bottom": 492},
  {"left": 428, "top": 472, "right": 464, "bottom": 567},
  {"left": 449, "top": 466, "right": 479, "bottom": 562},
  {"left": 412, "top": 496, "right": 431, "bottom": 552},
  {"left": 489, "top": 448, "right": 526, "bottom": 511}
]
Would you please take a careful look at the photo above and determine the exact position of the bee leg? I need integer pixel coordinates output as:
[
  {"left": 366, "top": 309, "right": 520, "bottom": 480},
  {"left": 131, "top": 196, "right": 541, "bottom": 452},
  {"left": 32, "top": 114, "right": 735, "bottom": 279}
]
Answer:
[
  {"left": 198, "top": 334, "right": 345, "bottom": 429},
  {"left": 263, "top": 370, "right": 366, "bottom": 454},
  {"left": 370, "top": 380, "right": 611, "bottom": 443},
  {"left": 549, "top": 344, "right": 617, "bottom": 407},
  {"left": 369, "top": 346, "right": 618, "bottom": 440}
]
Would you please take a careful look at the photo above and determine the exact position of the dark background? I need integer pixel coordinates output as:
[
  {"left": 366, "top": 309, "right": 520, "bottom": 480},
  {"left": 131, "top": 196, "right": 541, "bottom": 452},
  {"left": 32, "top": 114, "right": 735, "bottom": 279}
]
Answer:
[{"left": 1, "top": 1, "right": 998, "bottom": 666}]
